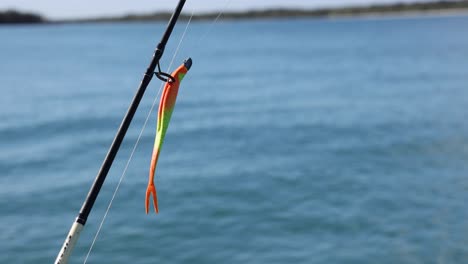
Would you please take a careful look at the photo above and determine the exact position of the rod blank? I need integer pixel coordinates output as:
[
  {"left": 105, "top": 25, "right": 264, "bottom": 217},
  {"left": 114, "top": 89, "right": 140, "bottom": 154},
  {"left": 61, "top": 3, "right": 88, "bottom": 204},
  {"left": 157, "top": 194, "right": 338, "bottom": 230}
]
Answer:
[{"left": 54, "top": 1, "right": 186, "bottom": 263}]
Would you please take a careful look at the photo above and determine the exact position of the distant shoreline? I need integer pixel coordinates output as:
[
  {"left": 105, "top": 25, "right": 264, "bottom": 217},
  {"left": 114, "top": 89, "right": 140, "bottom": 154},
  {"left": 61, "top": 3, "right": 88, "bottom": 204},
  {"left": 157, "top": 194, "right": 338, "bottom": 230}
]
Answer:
[
  {"left": 1, "top": 1, "right": 468, "bottom": 25},
  {"left": 323, "top": 7, "right": 468, "bottom": 20}
]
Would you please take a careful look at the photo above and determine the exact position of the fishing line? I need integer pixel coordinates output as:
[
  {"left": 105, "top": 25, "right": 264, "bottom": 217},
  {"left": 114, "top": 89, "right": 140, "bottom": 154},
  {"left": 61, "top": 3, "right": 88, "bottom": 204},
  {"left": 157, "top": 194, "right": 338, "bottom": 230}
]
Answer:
[
  {"left": 175, "top": 0, "right": 232, "bottom": 61},
  {"left": 83, "top": 13, "right": 194, "bottom": 264},
  {"left": 194, "top": 0, "right": 231, "bottom": 45},
  {"left": 83, "top": 0, "right": 231, "bottom": 260}
]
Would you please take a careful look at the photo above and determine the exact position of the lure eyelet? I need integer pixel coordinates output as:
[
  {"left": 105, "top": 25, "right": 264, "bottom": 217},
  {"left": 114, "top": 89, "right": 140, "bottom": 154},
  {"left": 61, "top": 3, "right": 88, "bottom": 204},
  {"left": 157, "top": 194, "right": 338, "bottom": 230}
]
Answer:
[{"left": 154, "top": 71, "right": 176, "bottom": 83}]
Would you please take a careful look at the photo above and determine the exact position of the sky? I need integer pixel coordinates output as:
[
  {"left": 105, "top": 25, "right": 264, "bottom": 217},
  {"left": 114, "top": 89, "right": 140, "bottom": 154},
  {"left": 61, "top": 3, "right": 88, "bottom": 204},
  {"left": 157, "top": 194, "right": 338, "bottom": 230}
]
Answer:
[{"left": 1, "top": 0, "right": 431, "bottom": 20}]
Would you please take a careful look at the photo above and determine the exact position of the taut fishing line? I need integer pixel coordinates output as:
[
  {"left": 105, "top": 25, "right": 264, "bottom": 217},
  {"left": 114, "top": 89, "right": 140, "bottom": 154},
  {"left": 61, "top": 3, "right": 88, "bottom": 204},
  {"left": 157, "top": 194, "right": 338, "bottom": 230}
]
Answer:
[{"left": 83, "top": 1, "right": 231, "bottom": 262}]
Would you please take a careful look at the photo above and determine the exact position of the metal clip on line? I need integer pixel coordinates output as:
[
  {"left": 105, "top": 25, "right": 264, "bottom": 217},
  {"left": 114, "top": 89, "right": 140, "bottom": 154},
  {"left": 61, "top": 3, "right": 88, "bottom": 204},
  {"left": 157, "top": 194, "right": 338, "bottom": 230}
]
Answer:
[{"left": 154, "top": 63, "right": 176, "bottom": 83}]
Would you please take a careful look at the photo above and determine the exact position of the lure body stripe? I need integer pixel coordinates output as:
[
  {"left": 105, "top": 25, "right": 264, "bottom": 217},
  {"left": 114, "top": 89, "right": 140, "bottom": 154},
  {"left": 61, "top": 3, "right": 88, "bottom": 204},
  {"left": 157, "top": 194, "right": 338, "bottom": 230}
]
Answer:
[{"left": 146, "top": 58, "right": 191, "bottom": 214}]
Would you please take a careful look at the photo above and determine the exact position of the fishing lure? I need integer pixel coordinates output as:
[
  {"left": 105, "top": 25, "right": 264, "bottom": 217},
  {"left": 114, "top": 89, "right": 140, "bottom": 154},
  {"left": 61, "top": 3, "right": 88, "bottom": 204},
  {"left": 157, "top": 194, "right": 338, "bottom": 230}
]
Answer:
[{"left": 146, "top": 58, "right": 192, "bottom": 214}]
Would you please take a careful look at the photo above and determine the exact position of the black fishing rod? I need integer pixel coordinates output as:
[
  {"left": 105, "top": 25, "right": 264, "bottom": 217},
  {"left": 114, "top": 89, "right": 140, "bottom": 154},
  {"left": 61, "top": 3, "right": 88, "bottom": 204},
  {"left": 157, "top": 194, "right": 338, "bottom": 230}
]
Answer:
[{"left": 54, "top": 1, "right": 186, "bottom": 263}]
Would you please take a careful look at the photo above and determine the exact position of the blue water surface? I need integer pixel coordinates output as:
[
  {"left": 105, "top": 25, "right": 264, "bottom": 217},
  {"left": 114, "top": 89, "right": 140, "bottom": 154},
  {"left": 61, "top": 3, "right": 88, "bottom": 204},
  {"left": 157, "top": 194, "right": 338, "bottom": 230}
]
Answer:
[{"left": 1, "top": 14, "right": 468, "bottom": 263}]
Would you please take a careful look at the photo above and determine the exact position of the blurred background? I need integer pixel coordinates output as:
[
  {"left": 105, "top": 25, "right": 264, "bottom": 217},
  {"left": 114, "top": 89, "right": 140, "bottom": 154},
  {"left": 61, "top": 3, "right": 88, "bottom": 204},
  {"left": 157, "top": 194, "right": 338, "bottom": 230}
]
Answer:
[{"left": 1, "top": 0, "right": 468, "bottom": 263}]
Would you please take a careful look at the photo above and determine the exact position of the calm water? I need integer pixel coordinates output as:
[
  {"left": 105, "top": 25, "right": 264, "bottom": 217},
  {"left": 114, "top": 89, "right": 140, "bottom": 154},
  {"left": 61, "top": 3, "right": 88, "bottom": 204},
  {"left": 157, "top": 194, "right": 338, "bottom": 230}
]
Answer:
[{"left": 1, "top": 15, "right": 468, "bottom": 263}]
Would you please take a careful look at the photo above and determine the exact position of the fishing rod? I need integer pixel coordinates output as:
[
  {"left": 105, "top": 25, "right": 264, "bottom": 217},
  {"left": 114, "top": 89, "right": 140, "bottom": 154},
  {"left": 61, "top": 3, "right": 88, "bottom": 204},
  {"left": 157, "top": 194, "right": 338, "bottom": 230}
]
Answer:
[{"left": 54, "top": 1, "right": 187, "bottom": 263}]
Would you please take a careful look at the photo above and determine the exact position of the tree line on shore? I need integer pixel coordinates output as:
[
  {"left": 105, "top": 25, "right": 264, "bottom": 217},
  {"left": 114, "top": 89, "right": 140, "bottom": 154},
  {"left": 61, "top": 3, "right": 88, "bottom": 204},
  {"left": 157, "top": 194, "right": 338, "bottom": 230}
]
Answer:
[
  {"left": 0, "top": 10, "right": 43, "bottom": 24},
  {"left": 1, "top": 1, "right": 468, "bottom": 24}
]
